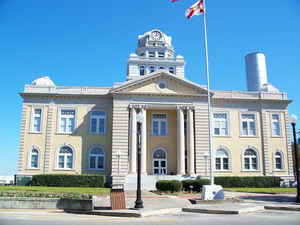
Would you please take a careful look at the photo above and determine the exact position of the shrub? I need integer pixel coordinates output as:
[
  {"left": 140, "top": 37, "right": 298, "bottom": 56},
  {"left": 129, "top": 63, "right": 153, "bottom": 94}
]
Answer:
[
  {"left": 156, "top": 180, "right": 182, "bottom": 192},
  {"left": 215, "top": 176, "right": 281, "bottom": 188},
  {"left": 31, "top": 174, "right": 106, "bottom": 187},
  {"left": 182, "top": 179, "right": 210, "bottom": 192}
]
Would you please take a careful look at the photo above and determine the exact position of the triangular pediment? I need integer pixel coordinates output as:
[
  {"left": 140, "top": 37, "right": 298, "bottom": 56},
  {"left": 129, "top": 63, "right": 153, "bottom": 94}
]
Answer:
[{"left": 110, "top": 71, "right": 209, "bottom": 96}]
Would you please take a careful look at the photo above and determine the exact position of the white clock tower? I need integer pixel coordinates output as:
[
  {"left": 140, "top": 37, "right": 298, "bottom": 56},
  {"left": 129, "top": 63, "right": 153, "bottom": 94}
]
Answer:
[{"left": 126, "top": 29, "right": 186, "bottom": 80}]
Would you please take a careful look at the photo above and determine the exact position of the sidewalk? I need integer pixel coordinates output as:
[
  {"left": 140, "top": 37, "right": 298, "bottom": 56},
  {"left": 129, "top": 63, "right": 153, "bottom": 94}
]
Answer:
[{"left": 83, "top": 190, "right": 300, "bottom": 217}]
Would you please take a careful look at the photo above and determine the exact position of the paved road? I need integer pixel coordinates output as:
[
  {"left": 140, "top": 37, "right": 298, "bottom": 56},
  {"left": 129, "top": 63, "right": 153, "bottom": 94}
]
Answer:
[{"left": 0, "top": 209, "right": 299, "bottom": 225}]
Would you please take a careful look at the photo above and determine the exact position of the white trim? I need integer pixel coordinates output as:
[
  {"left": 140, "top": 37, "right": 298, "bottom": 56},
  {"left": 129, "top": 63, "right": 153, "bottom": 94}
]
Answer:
[
  {"left": 30, "top": 106, "right": 44, "bottom": 133},
  {"left": 151, "top": 147, "right": 168, "bottom": 175},
  {"left": 156, "top": 80, "right": 168, "bottom": 90},
  {"left": 151, "top": 112, "right": 168, "bottom": 136},
  {"left": 87, "top": 145, "right": 106, "bottom": 171},
  {"left": 55, "top": 144, "right": 75, "bottom": 170},
  {"left": 239, "top": 112, "right": 259, "bottom": 137},
  {"left": 270, "top": 112, "right": 282, "bottom": 137},
  {"left": 212, "top": 111, "right": 229, "bottom": 137},
  {"left": 241, "top": 146, "right": 260, "bottom": 172},
  {"left": 214, "top": 146, "right": 231, "bottom": 172},
  {"left": 89, "top": 110, "right": 107, "bottom": 134},
  {"left": 56, "top": 107, "right": 77, "bottom": 134},
  {"left": 273, "top": 150, "right": 285, "bottom": 171},
  {"left": 27, "top": 145, "right": 40, "bottom": 170}
]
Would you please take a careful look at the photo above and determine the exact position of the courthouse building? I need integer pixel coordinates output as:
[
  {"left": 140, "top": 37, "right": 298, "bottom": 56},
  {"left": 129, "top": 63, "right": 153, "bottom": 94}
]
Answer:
[{"left": 17, "top": 30, "right": 293, "bottom": 189}]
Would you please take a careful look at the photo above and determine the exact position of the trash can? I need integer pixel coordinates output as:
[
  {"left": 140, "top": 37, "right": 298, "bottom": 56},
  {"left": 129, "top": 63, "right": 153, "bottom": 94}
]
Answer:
[{"left": 110, "top": 184, "right": 126, "bottom": 210}]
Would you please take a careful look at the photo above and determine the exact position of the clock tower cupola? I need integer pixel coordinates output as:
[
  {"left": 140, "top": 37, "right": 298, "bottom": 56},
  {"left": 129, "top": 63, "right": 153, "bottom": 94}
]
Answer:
[{"left": 127, "top": 29, "right": 186, "bottom": 80}]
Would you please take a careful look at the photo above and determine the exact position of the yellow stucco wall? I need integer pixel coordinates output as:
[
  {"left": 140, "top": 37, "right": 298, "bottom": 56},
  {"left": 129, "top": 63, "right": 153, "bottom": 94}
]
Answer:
[
  {"left": 22, "top": 101, "right": 112, "bottom": 175},
  {"left": 21, "top": 100, "right": 290, "bottom": 178},
  {"left": 267, "top": 111, "right": 289, "bottom": 175},
  {"left": 146, "top": 109, "right": 178, "bottom": 174},
  {"left": 23, "top": 105, "right": 48, "bottom": 174}
]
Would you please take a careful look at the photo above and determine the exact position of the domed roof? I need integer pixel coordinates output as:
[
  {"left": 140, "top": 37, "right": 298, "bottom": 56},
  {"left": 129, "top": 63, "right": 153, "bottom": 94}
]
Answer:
[{"left": 32, "top": 76, "right": 55, "bottom": 86}]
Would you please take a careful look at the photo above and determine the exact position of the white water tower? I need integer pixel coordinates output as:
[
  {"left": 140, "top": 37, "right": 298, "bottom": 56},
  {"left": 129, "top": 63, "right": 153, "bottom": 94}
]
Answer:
[{"left": 245, "top": 52, "right": 268, "bottom": 91}]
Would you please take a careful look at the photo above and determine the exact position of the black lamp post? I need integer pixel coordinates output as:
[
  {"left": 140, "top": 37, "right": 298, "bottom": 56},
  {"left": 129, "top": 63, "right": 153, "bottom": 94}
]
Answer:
[
  {"left": 135, "top": 113, "right": 144, "bottom": 209},
  {"left": 290, "top": 114, "right": 300, "bottom": 203}
]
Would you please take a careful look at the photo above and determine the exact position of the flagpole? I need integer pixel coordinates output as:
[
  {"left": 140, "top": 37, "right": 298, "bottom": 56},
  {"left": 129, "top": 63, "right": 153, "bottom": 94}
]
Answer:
[{"left": 202, "top": 0, "right": 214, "bottom": 186}]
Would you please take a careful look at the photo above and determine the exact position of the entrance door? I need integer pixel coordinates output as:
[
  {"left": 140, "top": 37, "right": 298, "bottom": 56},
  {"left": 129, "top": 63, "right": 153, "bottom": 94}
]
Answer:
[{"left": 152, "top": 149, "right": 167, "bottom": 175}]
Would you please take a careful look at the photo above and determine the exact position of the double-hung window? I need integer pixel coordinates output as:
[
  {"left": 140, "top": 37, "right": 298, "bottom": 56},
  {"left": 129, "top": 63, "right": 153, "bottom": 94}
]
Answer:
[
  {"left": 152, "top": 114, "right": 167, "bottom": 136},
  {"left": 29, "top": 149, "right": 39, "bottom": 169},
  {"left": 158, "top": 52, "right": 165, "bottom": 58},
  {"left": 241, "top": 114, "right": 256, "bottom": 136},
  {"left": 88, "top": 147, "right": 105, "bottom": 170},
  {"left": 274, "top": 151, "right": 284, "bottom": 170},
  {"left": 243, "top": 149, "right": 258, "bottom": 170},
  {"left": 59, "top": 109, "right": 75, "bottom": 134},
  {"left": 90, "top": 111, "right": 106, "bottom": 134},
  {"left": 213, "top": 113, "right": 228, "bottom": 136},
  {"left": 149, "top": 52, "right": 155, "bottom": 58},
  {"left": 139, "top": 65, "right": 145, "bottom": 76},
  {"left": 57, "top": 146, "right": 73, "bottom": 169},
  {"left": 215, "top": 149, "right": 229, "bottom": 170},
  {"left": 32, "top": 108, "right": 42, "bottom": 132},
  {"left": 271, "top": 114, "right": 280, "bottom": 136}
]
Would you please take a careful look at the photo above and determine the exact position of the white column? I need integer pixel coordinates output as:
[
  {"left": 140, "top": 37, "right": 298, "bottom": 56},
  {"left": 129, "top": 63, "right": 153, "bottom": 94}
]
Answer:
[
  {"left": 177, "top": 106, "right": 185, "bottom": 175},
  {"left": 141, "top": 107, "right": 147, "bottom": 174},
  {"left": 129, "top": 106, "right": 137, "bottom": 174},
  {"left": 187, "top": 107, "right": 195, "bottom": 175}
]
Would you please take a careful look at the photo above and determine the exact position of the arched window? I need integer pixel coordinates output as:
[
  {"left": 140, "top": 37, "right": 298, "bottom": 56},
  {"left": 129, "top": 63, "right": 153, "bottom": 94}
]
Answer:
[
  {"left": 169, "top": 67, "right": 175, "bottom": 74},
  {"left": 57, "top": 146, "right": 73, "bottom": 169},
  {"left": 274, "top": 151, "right": 284, "bottom": 170},
  {"left": 152, "top": 148, "right": 167, "bottom": 175},
  {"left": 215, "top": 148, "right": 229, "bottom": 170},
  {"left": 243, "top": 149, "right": 258, "bottom": 170},
  {"left": 149, "top": 66, "right": 155, "bottom": 73},
  {"left": 29, "top": 148, "right": 39, "bottom": 169},
  {"left": 88, "top": 147, "right": 105, "bottom": 170}
]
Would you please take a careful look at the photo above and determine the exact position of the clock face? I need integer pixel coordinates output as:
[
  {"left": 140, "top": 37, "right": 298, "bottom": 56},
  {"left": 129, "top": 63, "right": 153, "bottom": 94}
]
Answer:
[{"left": 151, "top": 31, "right": 161, "bottom": 40}]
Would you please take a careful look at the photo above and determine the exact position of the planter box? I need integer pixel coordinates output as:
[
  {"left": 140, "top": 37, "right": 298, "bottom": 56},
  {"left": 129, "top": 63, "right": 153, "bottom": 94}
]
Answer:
[{"left": 60, "top": 198, "right": 93, "bottom": 211}]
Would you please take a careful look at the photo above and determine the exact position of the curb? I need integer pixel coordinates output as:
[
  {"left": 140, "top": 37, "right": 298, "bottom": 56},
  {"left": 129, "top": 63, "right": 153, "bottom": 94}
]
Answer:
[
  {"left": 65, "top": 208, "right": 182, "bottom": 218},
  {"left": 264, "top": 205, "right": 300, "bottom": 212},
  {"left": 182, "top": 206, "right": 265, "bottom": 215}
]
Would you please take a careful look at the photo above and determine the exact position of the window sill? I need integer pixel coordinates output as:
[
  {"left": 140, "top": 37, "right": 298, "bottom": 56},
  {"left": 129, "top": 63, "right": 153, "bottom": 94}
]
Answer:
[
  {"left": 29, "top": 132, "right": 42, "bottom": 134},
  {"left": 241, "top": 169, "right": 261, "bottom": 172},
  {"left": 53, "top": 168, "right": 76, "bottom": 171},
  {"left": 273, "top": 169, "right": 286, "bottom": 172},
  {"left": 56, "top": 132, "right": 75, "bottom": 135},
  {"left": 270, "top": 135, "right": 283, "bottom": 138},
  {"left": 213, "top": 135, "right": 231, "bottom": 138},
  {"left": 87, "top": 168, "right": 105, "bottom": 171},
  {"left": 214, "top": 170, "right": 232, "bottom": 172},
  {"left": 26, "top": 168, "right": 40, "bottom": 170},
  {"left": 239, "top": 135, "right": 260, "bottom": 138}
]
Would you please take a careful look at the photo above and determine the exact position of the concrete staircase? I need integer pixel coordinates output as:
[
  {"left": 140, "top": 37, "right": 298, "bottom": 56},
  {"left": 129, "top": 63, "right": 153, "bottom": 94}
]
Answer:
[{"left": 124, "top": 174, "right": 196, "bottom": 190}]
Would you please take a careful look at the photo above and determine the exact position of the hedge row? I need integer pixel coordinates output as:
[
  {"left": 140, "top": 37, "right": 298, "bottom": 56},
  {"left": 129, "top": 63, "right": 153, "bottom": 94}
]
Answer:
[
  {"left": 182, "top": 179, "right": 210, "bottom": 192},
  {"left": 215, "top": 176, "right": 281, "bottom": 188},
  {"left": 156, "top": 176, "right": 281, "bottom": 192},
  {"left": 156, "top": 180, "right": 182, "bottom": 192},
  {"left": 31, "top": 174, "right": 106, "bottom": 187}
]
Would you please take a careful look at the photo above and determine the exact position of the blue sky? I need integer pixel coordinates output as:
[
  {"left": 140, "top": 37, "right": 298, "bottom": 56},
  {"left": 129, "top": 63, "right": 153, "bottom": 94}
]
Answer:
[{"left": 0, "top": 0, "right": 299, "bottom": 175}]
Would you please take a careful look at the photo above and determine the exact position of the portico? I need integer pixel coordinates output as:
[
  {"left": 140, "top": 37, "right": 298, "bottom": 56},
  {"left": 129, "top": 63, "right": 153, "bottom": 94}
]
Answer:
[{"left": 128, "top": 103, "right": 196, "bottom": 177}]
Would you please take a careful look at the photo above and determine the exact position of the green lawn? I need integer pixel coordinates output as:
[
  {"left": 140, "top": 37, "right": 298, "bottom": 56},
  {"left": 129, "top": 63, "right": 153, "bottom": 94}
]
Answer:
[
  {"left": 224, "top": 187, "right": 296, "bottom": 194},
  {"left": 0, "top": 186, "right": 110, "bottom": 199}
]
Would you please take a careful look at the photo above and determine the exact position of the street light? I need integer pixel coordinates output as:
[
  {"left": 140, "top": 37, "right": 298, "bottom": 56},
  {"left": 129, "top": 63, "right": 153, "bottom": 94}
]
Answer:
[
  {"left": 290, "top": 114, "right": 300, "bottom": 203},
  {"left": 134, "top": 111, "right": 144, "bottom": 209}
]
